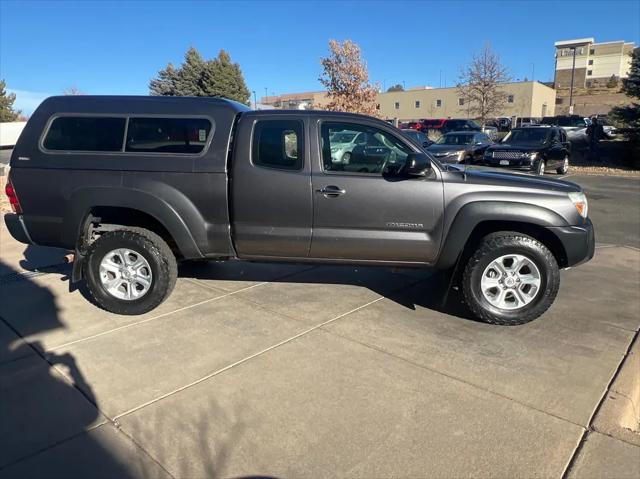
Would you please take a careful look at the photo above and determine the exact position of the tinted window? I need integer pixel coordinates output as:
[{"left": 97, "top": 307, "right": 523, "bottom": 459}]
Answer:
[
  {"left": 503, "top": 128, "right": 550, "bottom": 145},
  {"left": 44, "top": 116, "right": 126, "bottom": 152},
  {"left": 321, "top": 122, "right": 412, "bottom": 175},
  {"left": 252, "top": 120, "right": 303, "bottom": 170},
  {"left": 437, "top": 133, "right": 474, "bottom": 145},
  {"left": 126, "top": 117, "right": 212, "bottom": 154}
]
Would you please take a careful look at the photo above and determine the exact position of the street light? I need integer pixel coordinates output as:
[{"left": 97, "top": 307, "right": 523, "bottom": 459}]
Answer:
[
  {"left": 252, "top": 90, "right": 257, "bottom": 110},
  {"left": 569, "top": 47, "right": 577, "bottom": 115}
]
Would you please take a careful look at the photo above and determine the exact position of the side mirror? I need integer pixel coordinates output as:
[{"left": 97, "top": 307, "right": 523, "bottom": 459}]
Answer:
[{"left": 403, "top": 153, "right": 431, "bottom": 176}]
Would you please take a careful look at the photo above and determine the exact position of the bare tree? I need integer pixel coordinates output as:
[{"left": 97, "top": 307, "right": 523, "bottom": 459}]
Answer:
[
  {"left": 457, "top": 44, "right": 510, "bottom": 126},
  {"left": 62, "top": 85, "right": 84, "bottom": 95},
  {"left": 318, "top": 39, "right": 379, "bottom": 116}
]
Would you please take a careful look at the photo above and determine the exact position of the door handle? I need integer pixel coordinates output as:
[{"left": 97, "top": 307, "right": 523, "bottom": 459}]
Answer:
[{"left": 316, "top": 185, "right": 346, "bottom": 197}]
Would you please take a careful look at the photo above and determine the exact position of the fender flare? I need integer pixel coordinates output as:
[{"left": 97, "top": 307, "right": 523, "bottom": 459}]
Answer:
[
  {"left": 435, "top": 201, "right": 569, "bottom": 269},
  {"left": 62, "top": 187, "right": 204, "bottom": 259}
]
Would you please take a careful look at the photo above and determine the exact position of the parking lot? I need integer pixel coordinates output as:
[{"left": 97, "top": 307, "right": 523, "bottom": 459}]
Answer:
[{"left": 1, "top": 173, "right": 638, "bottom": 478}]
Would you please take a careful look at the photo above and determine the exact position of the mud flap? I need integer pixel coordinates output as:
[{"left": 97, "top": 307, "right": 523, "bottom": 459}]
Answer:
[{"left": 71, "top": 248, "right": 85, "bottom": 283}]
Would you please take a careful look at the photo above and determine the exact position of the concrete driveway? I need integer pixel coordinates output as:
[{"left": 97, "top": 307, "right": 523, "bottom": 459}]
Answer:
[{"left": 1, "top": 174, "right": 638, "bottom": 478}]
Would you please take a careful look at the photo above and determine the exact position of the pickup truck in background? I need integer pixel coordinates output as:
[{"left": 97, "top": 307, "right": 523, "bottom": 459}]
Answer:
[{"left": 4, "top": 96, "right": 594, "bottom": 325}]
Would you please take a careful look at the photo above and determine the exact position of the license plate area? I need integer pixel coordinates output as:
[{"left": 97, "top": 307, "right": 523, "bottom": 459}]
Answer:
[{"left": 499, "top": 160, "right": 510, "bottom": 165}]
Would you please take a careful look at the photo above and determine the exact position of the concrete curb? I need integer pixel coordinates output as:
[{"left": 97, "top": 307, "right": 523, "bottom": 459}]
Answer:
[{"left": 592, "top": 334, "right": 640, "bottom": 445}]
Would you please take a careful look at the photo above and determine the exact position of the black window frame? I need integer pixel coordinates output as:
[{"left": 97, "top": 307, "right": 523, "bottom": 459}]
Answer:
[
  {"left": 251, "top": 119, "right": 305, "bottom": 172},
  {"left": 39, "top": 113, "right": 215, "bottom": 157}
]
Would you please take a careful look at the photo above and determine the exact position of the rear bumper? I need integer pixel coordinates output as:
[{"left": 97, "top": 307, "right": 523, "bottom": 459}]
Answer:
[
  {"left": 547, "top": 218, "right": 595, "bottom": 268},
  {"left": 4, "top": 213, "right": 33, "bottom": 245}
]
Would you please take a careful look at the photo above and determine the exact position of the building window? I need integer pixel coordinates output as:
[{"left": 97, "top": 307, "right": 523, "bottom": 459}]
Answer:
[
  {"left": 415, "top": 100, "right": 420, "bottom": 108},
  {"left": 436, "top": 99, "right": 442, "bottom": 107},
  {"left": 394, "top": 102, "right": 400, "bottom": 110},
  {"left": 578, "top": 47, "right": 584, "bottom": 55},
  {"left": 507, "top": 95, "right": 514, "bottom": 103},
  {"left": 590, "top": 48, "right": 595, "bottom": 55},
  {"left": 587, "top": 70, "right": 593, "bottom": 76},
  {"left": 458, "top": 98, "right": 465, "bottom": 106},
  {"left": 43, "top": 116, "right": 126, "bottom": 152},
  {"left": 555, "top": 98, "right": 563, "bottom": 105},
  {"left": 252, "top": 120, "right": 303, "bottom": 171},
  {"left": 588, "top": 59, "right": 593, "bottom": 65}
]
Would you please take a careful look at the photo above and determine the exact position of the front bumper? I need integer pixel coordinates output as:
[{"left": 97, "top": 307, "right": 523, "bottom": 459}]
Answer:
[
  {"left": 547, "top": 218, "right": 595, "bottom": 268},
  {"left": 4, "top": 213, "right": 33, "bottom": 245},
  {"left": 483, "top": 159, "right": 535, "bottom": 171}
]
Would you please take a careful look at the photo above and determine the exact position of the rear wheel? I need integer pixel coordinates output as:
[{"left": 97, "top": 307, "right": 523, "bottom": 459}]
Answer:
[
  {"left": 84, "top": 227, "right": 177, "bottom": 315},
  {"left": 462, "top": 232, "right": 560, "bottom": 325},
  {"left": 557, "top": 155, "right": 569, "bottom": 175}
]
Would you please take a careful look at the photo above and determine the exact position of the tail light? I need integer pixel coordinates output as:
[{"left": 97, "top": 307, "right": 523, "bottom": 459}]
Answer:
[{"left": 5, "top": 176, "right": 22, "bottom": 214}]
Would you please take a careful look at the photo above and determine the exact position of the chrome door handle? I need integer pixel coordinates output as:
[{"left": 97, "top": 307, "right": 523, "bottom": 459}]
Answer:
[{"left": 316, "top": 185, "right": 346, "bottom": 196}]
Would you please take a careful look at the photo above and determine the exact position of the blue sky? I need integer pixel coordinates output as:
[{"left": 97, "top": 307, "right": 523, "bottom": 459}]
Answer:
[{"left": 1, "top": 0, "right": 639, "bottom": 114}]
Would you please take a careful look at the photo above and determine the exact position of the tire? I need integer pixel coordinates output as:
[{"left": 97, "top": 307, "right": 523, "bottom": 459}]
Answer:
[
  {"left": 462, "top": 232, "right": 560, "bottom": 326},
  {"left": 83, "top": 227, "right": 177, "bottom": 315},
  {"left": 557, "top": 155, "right": 569, "bottom": 175},
  {"left": 535, "top": 159, "right": 545, "bottom": 176},
  {"left": 342, "top": 152, "right": 351, "bottom": 164}
]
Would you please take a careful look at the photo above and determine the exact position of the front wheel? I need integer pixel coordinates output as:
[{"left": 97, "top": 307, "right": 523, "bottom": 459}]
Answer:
[
  {"left": 462, "top": 232, "right": 560, "bottom": 325},
  {"left": 535, "top": 159, "right": 546, "bottom": 176},
  {"left": 84, "top": 227, "right": 178, "bottom": 315}
]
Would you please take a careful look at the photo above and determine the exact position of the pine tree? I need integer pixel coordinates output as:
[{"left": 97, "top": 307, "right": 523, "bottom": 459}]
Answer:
[
  {"left": 611, "top": 48, "right": 640, "bottom": 151},
  {"left": 149, "top": 63, "right": 179, "bottom": 96},
  {"left": 175, "top": 48, "right": 207, "bottom": 96},
  {"left": 0, "top": 80, "right": 20, "bottom": 122},
  {"left": 149, "top": 48, "right": 250, "bottom": 104},
  {"left": 203, "top": 50, "right": 251, "bottom": 104}
]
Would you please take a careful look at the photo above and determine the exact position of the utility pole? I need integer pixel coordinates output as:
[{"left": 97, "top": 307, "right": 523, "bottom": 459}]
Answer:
[
  {"left": 439, "top": 70, "right": 442, "bottom": 88},
  {"left": 531, "top": 63, "right": 535, "bottom": 81},
  {"left": 252, "top": 90, "right": 257, "bottom": 109},
  {"left": 569, "top": 47, "right": 577, "bottom": 115},
  {"left": 264, "top": 87, "right": 268, "bottom": 103}
]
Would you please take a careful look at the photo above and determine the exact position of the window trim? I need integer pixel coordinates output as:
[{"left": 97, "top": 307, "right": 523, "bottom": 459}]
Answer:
[
  {"left": 317, "top": 119, "right": 417, "bottom": 177},
  {"left": 250, "top": 118, "right": 305, "bottom": 172},
  {"left": 39, "top": 112, "right": 216, "bottom": 157}
]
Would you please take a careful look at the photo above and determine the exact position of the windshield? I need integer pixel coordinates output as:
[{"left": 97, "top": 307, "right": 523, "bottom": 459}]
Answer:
[
  {"left": 502, "top": 129, "right": 551, "bottom": 145},
  {"left": 436, "top": 133, "right": 474, "bottom": 145},
  {"left": 330, "top": 132, "right": 357, "bottom": 143}
]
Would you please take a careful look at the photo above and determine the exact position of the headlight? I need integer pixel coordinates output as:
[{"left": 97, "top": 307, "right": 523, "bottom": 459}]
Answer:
[
  {"left": 457, "top": 151, "right": 465, "bottom": 162},
  {"left": 527, "top": 152, "right": 538, "bottom": 161},
  {"left": 568, "top": 191, "right": 588, "bottom": 218}
]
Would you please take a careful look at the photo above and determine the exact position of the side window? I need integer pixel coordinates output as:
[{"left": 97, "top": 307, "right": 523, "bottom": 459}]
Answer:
[
  {"left": 43, "top": 116, "right": 126, "bottom": 152},
  {"left": 252, "top": 120, "right": 303, "bottom": 171},
  {"left": 321, "top": 122, "right": 412, "bottom": 175},
  {"left": 126, "top": 117, "right": 212, "bottom": 154}
]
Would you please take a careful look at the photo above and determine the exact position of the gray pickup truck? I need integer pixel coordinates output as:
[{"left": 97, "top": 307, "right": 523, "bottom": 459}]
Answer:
[{"left": 4, "top": 96, "right": 594, "bottom": 325}]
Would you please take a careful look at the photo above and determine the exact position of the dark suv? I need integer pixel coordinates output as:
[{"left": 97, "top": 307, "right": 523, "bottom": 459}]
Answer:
[{"left": 483, "top": 126, "right": 570, "bottom": 175}]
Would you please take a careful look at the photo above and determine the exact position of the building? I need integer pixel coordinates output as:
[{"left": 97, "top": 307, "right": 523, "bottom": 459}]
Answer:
[
  {"left": 377, "top": 81, "right": 555, "bottom": 120},
  {"left": 262, "top": 81, "right": 556, "bottom": 121},
  {"left": 554, "top": 38, "right": 635, "bottom": 89},
  {"left": 261, "top": 91, "right": 330, "bottom": 110}
]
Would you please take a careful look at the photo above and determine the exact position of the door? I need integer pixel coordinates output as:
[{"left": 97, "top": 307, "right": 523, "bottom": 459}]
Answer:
[
  {"left": 231, "top": 116, "right": 312, "bottom": 258},
  {"left": 310, "top": 120, "right": 444, "bottom": 263},
  {"left": 546, "top": 128, "right": 564, "bottom": 169}
]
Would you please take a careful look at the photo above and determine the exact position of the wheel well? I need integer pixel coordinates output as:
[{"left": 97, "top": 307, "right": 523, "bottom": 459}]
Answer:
[
  {"left": 464, "top": 221, "right": 568, "bottom": 268},
  {"left": 84, "top": 206, "right": 180, "bottom": 258}
]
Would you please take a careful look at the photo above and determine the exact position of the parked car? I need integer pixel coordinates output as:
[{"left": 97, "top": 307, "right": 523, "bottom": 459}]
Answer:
[
  {"left": 427, "top": 131, "right": 492, "bottom": 164},
  {"left": 495, "top": 117, "right": 512, "bottom": 132},
  {"left": 327, "top": 129, "right": 363, "bottom": 164},
  {"left": 484, "top": 126, "right": 570, "bottom": 175},
  {"left": 481, "top": 124, "right": 498, "bottom": 140},
  {"left": 516, "top": 117, "right": 541, "bottom": 128},
  {"left": 406, "top": 121, "right": 426, "bottom": 132},
  {"left": 4, "top": 96, "right": 594, "bottom": 325},
  {"left": 587, "top": 116, "right": 617, "bottom": 138},
  {"left": 401, "top": 128, "right": 433, "bottom": 148},
  {"left": 541, "top": 115, "right": 589, "bottom": 143}
]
